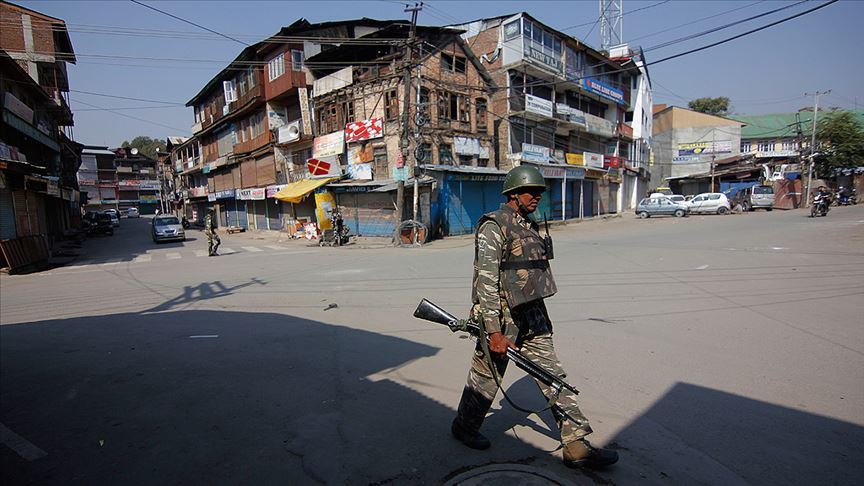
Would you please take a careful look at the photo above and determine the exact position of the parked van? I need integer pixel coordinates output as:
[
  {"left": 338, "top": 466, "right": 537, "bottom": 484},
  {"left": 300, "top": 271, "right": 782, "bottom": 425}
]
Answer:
[{"left": 734, "top": 185, "right": 775, "bottom": 211}]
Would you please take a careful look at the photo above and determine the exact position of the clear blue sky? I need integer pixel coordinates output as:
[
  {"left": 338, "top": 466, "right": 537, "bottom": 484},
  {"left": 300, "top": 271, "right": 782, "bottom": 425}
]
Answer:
[{"left": 16, "top": 0, "right": 863, "bottom": 147}]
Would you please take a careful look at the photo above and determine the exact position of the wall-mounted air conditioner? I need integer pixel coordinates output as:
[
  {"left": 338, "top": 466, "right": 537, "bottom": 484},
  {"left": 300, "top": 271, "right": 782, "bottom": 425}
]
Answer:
[{"left": 278, "top": 120, "right": 302, "bottom": 144}]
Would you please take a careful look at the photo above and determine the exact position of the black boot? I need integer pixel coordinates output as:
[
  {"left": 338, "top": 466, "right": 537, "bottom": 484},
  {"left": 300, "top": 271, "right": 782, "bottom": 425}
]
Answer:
[
  {"left": 563, "top": 440, "right": 619, "bottom": 469},
  {"left": 451, "top": 386, "right": 493, "bottom": 450}
]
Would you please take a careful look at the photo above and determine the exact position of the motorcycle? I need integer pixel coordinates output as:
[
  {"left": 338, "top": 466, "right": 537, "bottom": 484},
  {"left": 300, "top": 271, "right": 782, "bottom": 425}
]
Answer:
[
  {"left": 182, "top": 216, "right": 191, "bottom": 229},
  {"left": 319, "top": 208, "right": 352, "bottom": 247},
  {"left": 835, "top": 189, "right": 857, "bottom": 206},
  {"left": 810, "top": 193, "right": 831, "bottom": 217}
]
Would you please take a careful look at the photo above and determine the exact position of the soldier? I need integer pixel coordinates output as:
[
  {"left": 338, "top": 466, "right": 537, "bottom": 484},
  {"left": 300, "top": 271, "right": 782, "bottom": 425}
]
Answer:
[
  {"left": 205, "top": 209, "right": 221, "bottom": 257},
  {"left": 451, "top": 165, "right": 618, "bottom": 469}
]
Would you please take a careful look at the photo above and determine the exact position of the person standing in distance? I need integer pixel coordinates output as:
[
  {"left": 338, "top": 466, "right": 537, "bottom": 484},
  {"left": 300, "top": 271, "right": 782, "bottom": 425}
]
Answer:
[
  {"left": 451, "top": 165, "right": 618, "bottom": 469},
  {"left": 205, "top": 209, "right": 221, "bottom": 257}
]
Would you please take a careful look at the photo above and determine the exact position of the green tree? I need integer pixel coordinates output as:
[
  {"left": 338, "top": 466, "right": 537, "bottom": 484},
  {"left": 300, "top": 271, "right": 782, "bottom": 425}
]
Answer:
[
  {"left": 814, "top": 110, "right": 864, "bottom": 178},
  {"left": 688, "top": 97, "right": 730, "bottom": 116},
  {"left": 120, "top": 136, "right": 166, "bottom": 159}
]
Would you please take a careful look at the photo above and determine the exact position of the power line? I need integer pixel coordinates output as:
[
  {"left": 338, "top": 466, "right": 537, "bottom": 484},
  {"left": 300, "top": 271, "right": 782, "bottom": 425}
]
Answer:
[
  {"left": 71, "top": 98, "right": 187, "bottom": 132},
  {"left": 560, "top": 0, "right": 671, "bottom": 31},
  {"left": 128, "top": 0, "right": 249, "bottom": 46},
  {"left": 70, "top": 89, "right": 184, "bottom": 105},
  {"left": 630, "top": 1, "right": 766, "bottom": 42}
]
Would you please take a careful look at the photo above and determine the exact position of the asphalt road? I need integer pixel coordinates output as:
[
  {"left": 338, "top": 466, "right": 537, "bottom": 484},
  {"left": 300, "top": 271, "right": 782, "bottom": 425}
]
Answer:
[{"left": 2, "top": 207, "right": 863, "bottom": 485}]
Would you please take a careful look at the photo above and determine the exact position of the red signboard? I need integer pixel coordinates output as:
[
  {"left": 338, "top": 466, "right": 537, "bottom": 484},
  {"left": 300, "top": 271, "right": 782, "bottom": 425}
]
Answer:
[
  {"left": 345, "top": 118, "right": 384, "bottom": 143},
  {"left": 307, "top": 158, "right": 332, "bottom": 176},
  {"left": 618, "top": 123, "right": 633, "bottom": 139},
  {"left": 604, "top": 155, "right": 621, "bottom": 169}
]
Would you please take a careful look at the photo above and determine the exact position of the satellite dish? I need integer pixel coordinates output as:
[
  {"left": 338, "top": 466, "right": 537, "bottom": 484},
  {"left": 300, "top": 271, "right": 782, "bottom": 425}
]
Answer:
[{"left": 131, "top": 148, "right": 139, "bottom": 155}]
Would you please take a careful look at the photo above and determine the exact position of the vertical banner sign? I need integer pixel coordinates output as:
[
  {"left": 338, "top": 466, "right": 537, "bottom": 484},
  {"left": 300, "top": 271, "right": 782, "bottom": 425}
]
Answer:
[
  {"left": 298, "top": 87, "right": 312, "bottom": 136},
  {"left": 314, "top": 190, "right": 335, "bottom": 231}
]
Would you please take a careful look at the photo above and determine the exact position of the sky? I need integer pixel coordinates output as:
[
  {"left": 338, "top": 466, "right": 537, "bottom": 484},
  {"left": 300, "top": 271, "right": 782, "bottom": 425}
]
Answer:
[{"left": 14, "top": 0, "right": 863, "bottom": 147}]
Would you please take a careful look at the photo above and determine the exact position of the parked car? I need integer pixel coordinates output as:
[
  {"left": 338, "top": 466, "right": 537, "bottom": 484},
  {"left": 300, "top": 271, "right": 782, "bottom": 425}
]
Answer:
[
  {"left": 152, "top": 215, "right": 186, "bottom": 243},
  {"left": 636, "top": 196, "right": 689, "bottom": 218},
  {"left": 83, "top": 212, "right": 114, "bottom": 236},
  {"left": 688, "top": 193, "right": 731, "bottom": 215},
  {"left": 732, "top": 185, "right": 775, "bottom": 211},
  {"left": 668, "top": 194, "right": 687, "bottom": 204},
  {"left": 127, "top": 207, "right": 140, "bottom": 218},
  {"left": 104, "top": 209, "right": 120, "bottom": 227}
]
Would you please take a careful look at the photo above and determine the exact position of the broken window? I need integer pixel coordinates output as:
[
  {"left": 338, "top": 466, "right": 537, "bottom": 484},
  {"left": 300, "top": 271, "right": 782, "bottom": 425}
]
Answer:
[
  {"left": 385, "top": 89, "right": 400, "bottom": 120},
  {"left": 459, "top": 96, "right": 471, "bottom": 123},
  {"left": 476, "top": 98, "right": 488, "bottom": 130},
  {"left": 439, "top": 144, "right": 454, "bottom": 164},
  {"left": 441, "top": 53, "right": 467, "bottom": 74},
  {"left": 342, "top": 100, "right": 355, "bottom": 125},
  {"left": 437, "top": 91, "right": 450, "bottom": 121}
]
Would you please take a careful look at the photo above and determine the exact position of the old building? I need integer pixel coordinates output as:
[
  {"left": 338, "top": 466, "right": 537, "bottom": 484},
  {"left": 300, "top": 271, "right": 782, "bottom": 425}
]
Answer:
[
  {"left": 181, "top": 18, "right": 404, "bottom": 233},
  {"left": 454, "top": 12, "right": 647, "bottom": 222},
  {"left": 113, "top": 148, "right": 160, "bottom": 215},
  {"left": 306, "top": 24, "right": 497, "bottom": 237},
  {"left": 0, "top": 2, "right": 81, "bottom": 250},
  {"left": 77, "top": 146, "right": 117, "bottom": 212},
  {"left": 652, "top": 105, "right": 744, "bottom": 195}
]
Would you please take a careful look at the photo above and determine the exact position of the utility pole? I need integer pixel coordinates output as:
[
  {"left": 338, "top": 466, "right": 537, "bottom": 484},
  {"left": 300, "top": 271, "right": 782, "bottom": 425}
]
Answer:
[
  {"left": 710, "top": 129, "right": 716, "bottom": 193},
  {"left": 803, "top": 90, "right": 830, "bottom": 207},
  {"left": 396, "top": 2, "right": 422, "bottom": 245}
]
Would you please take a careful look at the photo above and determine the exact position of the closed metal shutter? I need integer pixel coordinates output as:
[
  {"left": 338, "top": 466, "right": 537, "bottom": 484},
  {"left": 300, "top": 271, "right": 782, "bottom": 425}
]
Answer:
[
  {"left": 0, "top": 188, "right": 16, "bottom": 239},
  {"left": 266, "top": 198, "right": 282, "bottom": 230},
  {"left": 256, "top": 155, "right": 276, "bottom": 187},
  {"left": 13, "top": 191, "right": 33, "bottom": 236}
]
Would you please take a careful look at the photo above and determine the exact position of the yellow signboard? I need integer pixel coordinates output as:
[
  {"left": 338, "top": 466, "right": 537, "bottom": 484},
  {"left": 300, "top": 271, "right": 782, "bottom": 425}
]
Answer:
[
  {"left": 314, "top": 190, "right": 335, "bottom": 231},
  {"left": 565, "top": 153, "right": 584, "bottom": 166}
]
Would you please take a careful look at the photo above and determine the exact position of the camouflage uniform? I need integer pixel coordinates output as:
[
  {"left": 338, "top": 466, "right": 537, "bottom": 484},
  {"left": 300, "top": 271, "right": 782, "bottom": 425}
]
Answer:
[
  {"left": 205, "top": 213, "right": 221, "bottom": 256},
  {"left": 454, "top": 203, "right": 592, "bottom": 445}
]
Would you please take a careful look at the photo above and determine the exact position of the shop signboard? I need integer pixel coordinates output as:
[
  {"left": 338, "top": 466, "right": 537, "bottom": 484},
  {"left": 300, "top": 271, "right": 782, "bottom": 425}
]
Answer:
[
  {"left": 236, "top": 188, "right": 265, "bottom": 200},
  {"left": 538, "top": 165, "right": 585, "bottom": 180},
  {"left": 139, "top": 195, "right": 158, "bottom": 203},
  {"left": 565, "top": 153, "right": 583, "bottom": 166},
  {"left": 525, "top": 94, "right": 553, "bottom": 118},
  {"left": 140, "top": 182, "right": 161, "bottom": 190},
  {"left": 676, "top": 141, "right": 732, "bottom": 156},
  {"left": 307, "top": 156, "right": 342, "bottom": 177},
  {"left": 346, "top": 163, "right": 372, "bottom": 180},
  {"left": 4, "top": 92, "right": 34, "bottom": 123},
  {"left": 345, "top": 118, "right": 384, "bottom": 143},
  {"left": 521, "top": 143, "right": 550, "bottom": 163},
  {"left": 347, "top": 144, "right": 374, "bottom": 165},
  {"left": 312, "top": 131, "right": 344, "bottom": 158},
  {"left": 523, "top": 45, "right": 562, "bottom": 72},
  {"left": 618, "top": 123, "right": 634, "bottom": 139},
  {"left": 583, "top": 151, "right": 604, "bottom": 169},
  {"left": 582, "top": 77, "right": 625, "bottom": 104},
  {"left": 392, "top": 166, "right": 410, "bottom": 182},
  {"left": 298, "top": 87, "right": 312, "bottom": 136},
  {"left": 214, "top": 189, "right": 234, "bottom": 200},
  {"left": 207, "top": 193, "right": 216, "bottom": 202},
  {"left": 584, "top": 113, "right": 616, "bottom": 138},
  {"left": 604, "top": 155, "right": 621, "bottom": 168},
  {"left": 265, "top": 184, "right": 287, "bottom": 198},
  {"left": 454, "top": 137, "right": 481, "bottom": 155}
]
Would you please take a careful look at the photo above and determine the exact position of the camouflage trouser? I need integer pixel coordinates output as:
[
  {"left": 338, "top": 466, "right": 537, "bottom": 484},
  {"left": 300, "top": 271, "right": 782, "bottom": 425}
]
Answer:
[
  {"left": 206, "top": 232, "right": 221, "bottom": 255},
  {"left": 457, "top": 326, "right": 592, "bottom": 445}
]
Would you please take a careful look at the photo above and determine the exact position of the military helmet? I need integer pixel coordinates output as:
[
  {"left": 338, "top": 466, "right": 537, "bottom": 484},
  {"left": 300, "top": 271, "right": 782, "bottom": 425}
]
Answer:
[{"left": 502, "top": 165, "right": 546, "bottom": 195}]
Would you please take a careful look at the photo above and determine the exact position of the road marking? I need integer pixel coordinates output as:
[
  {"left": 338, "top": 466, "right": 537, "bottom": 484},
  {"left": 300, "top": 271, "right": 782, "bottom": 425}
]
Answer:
[
  {"left": 265, "top": 245, "right": 288, "bottom": 250},
  {"left": 102, "top": 258, "right": 123, "bottom": 265},
  {"left": 0, "top": 422, "right": 47, "bottom": 461},
  {"left": 189, "top": 335, "right": 219, "bottom": 339},
  {"left": 696, "top": 265, "right": 709, "bottom": 270},
  {"left": 241, "top": 246, "right": 263, "bottom": 252},
  {"left": 133, "top": 254, "right": 152, "bottom": 263},
  {"left": 194, "top": 250, "right": 208, "bottom": 257},
  {"left": 166, "top": 252, "right": 182, "bottom": 260},
  {"left": 220, "top": 247, "right": 235, "bottom": 254}
]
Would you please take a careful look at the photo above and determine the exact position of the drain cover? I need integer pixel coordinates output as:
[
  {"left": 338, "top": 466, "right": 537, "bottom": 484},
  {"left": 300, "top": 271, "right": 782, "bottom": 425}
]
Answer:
[{"left": 444, "top": 464, "right": 575, "bottom": 486}]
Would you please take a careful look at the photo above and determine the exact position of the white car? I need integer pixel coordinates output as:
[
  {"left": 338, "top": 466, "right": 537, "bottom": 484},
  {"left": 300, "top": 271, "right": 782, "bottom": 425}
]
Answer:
[
  {"left": 668, "top": 195, "right": 687, "bottom": 205},
  {"left": 687, "top": 193, "right": 731, "bottom": 215},
  {"left": 127, "top": 207, "right": 140, "bottom": 218}
]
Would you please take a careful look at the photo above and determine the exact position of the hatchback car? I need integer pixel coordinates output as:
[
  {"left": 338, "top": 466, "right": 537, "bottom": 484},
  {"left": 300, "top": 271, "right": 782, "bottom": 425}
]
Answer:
[
  {"left": 104, "top": 209, "right": 120, "bottom": 227},
  {"left": 687, "top": 193, "right": 731, "bottom": 215},
  {"left": 636, "top": 196, "right": 689, "bottom": 218},
  {"left": 127, "top": 207, "right": 140, "bottom": 218},
  {"left": 152, "top": 215, "right": 186, "bottom": 243}
]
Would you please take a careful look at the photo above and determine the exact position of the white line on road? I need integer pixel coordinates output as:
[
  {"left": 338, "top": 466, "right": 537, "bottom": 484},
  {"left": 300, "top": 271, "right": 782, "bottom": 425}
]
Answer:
[
  {"left": 219, "top": 247, "right": 235, "bottom": 254},
  {"left": 265, "top": 245, "right": 288, "bottom": 250},
  {"left": 241, "top": 246, "right": 263, "bottom": 252},
  {"left": 189, "top": 335, "right": 219, "bottom": 339},
  {"left": 194, "top": 250, "right": 208, "bottom": 257},
  {"left": 133, "top": 254, "right": 152, "bottom": 263},
  {"left": 696, "top": 265, "right": 709, "bottom": 270},
  {"left": 166, "top": 252, "right": 182, "bottom": 260},
  {"left": 0, "top": 422, "right": 47, "bottom": 461}
]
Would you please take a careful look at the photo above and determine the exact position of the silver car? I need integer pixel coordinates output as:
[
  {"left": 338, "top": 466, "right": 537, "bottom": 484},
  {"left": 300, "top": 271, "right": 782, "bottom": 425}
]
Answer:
[
  {"left": 152, "top": 215, "right": 186, "bottom": 243},
  {"left": 636, "top": 196, "right": 689, "bottom": 218}
]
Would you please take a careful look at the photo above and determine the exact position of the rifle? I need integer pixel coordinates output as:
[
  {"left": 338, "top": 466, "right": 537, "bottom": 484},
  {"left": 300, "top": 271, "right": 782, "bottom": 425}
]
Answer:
[{"left": 413, "top": 298, "right": 579, "bottom": 398}]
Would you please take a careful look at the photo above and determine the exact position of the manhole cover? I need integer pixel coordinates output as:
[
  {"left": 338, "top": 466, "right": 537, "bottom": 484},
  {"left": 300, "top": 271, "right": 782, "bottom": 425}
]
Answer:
[{"left": 443, "top": 464, "right": 575, "bottom": 486}]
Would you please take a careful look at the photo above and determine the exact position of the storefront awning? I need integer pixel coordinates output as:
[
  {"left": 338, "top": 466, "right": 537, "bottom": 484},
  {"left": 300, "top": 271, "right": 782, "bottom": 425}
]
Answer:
[{"left": 273, "top": 177, "right": 339, "bottom": 203}]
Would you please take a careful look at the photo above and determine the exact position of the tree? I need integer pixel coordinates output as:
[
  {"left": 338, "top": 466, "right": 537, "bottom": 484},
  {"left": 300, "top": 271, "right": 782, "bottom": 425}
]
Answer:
[
  {"left": 120, "top": 136, "right": 166, "bottom": 159},
  {"left": 813, "top": 110, "right": 864, "bottom": 178},
  {"left": 688, "top": 97, "right": 730, "bottom": 116}
]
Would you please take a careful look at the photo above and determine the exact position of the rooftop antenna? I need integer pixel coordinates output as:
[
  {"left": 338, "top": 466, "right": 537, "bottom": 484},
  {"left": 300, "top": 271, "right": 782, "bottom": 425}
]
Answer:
[{"left": 599, "top": 0, "right": 623, "bottom": 51}]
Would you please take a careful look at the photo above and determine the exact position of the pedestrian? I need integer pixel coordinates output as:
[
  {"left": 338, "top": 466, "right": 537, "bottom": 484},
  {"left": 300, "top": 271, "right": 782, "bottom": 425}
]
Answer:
[
  {"left": 205, "top": 209, "right": 221, "bottom": 257},
  {"left": 450, "top": 165, "right": 618, "bottom": 469}
]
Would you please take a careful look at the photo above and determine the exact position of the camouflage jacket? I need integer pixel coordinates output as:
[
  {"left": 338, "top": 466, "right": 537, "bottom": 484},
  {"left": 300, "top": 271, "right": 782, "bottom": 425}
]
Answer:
[
  {"left": 471, "top": 204, "right": 557, "bottom": 335},
  {"left": 204, "top": 214, "right": 215, "bottom": 235}
]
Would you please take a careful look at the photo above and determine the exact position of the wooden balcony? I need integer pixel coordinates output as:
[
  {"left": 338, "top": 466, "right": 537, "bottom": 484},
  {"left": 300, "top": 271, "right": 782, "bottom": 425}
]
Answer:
[
  {"left": 233, "top": 131, "right": 272, "bottom": 155},
  {"left": 265, "top": 70, "right": 307, "bottom": 101},
  {"left": 228, "top": 84, "right": 263, "bottom": 114}
]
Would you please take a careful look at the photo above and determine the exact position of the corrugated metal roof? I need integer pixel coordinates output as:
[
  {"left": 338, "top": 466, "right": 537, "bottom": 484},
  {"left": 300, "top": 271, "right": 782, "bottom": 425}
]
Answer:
[{"left": 733, "top": 110, "right": 864, "bottom": 140}]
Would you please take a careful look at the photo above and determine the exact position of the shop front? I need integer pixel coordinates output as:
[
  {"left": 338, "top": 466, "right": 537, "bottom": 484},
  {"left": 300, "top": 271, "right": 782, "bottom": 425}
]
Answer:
[{"left": 421, "top": 165, "right": 507, "bottom": 237}]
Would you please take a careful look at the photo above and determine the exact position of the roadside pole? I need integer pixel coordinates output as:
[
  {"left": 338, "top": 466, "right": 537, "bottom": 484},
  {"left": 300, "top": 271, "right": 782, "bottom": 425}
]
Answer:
[
  {"left": 803, "top": 90, "right": 830, "bottom": 207},
  {"left": 396, "top": 2, "right": 422, "bottom": 245}
]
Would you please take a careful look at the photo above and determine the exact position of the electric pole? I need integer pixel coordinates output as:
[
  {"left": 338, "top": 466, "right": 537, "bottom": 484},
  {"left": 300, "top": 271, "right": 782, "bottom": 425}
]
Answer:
[
  {"left": 395, "top": 2, "right": 422, "bottom": 245},
  {"left": 710, "top": 129, "right": 716, "bottom": 193},
  {"left": 803, "top": 90, "right": 830, "bottom": 208}
]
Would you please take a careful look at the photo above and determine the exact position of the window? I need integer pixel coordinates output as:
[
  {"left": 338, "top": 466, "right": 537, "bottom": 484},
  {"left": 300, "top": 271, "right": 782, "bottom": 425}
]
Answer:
[
  {"left": 757, "top": 140, "right": 774, "bottom": 152},
  {"left": 441, "top": 53, "right": 467, "bottom": 74},
  {"left": 503, "top": 20, "right": 520, "bottom": 41},
  {"left": 291, "top": 50, "right": 305, "bottom": 71},
  {"left": 237, "top": 74, "right": 247, "bottom": 96},
  {"left": 782, "top": 139, "right": 797, "bottom": 151},
  {"left": 459, "top": 96, "right": 470, "bottom": 123},
  {"left": 439, "top": 144, "right": 454, "bottom": 164},
  {"left": 437, "top": 91, "right": 450, "bottom": 121},
  {"left": 247, "top": 68, "right": 256, "bottom": 88},
  {"left": 742, "top": 142, "right": 752, "bottom": 153},
  {"left": 458, "top": 155, "right": 474, "bottom": 166},
  {"left": 223, "top": 80, "right": 237, "bottom": 104},
  {"left": 385, "top": 89, "right": 400, "bottom": 120},
  {"left": 476, "top": 98, "right": 488, "bottom": 130},
  {"left": 268, "top": 53, "right": 285, "bottom": 81},
  {"left": 342, "top": 100, "right": 355, "bottom": 124}
]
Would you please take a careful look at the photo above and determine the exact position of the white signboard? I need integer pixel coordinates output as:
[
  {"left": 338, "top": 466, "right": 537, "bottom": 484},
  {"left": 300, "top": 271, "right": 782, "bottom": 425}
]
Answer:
[
  {"left": 454, "top": 137, "right": 481, "bottom": 156},
  {"left": 313, "top": 131, "right": 345, "bottom": 158},
  {"left": 583, "top": 151, "right": 604, "bottom": 169},
  {"left": 525, "top": 94, "right": 553, "bottom": 118},
  {"left": 521, "top": 143, "right": 550, "bottom": 163},
  {"left": 313, "top": 67, "right": 353, "bottom": 98},
  {"left": 346, "top": 163, "right": 372, "bottom": 180}
]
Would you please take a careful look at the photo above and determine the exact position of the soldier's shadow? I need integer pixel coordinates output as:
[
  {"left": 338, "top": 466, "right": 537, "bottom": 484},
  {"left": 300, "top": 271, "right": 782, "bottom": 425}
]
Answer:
[
  {"left": 483, "top": 374, "right": 562, "bottom": 447},
  {"left": 142, "top": 277, "right": 266, "bottom": 313}
]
